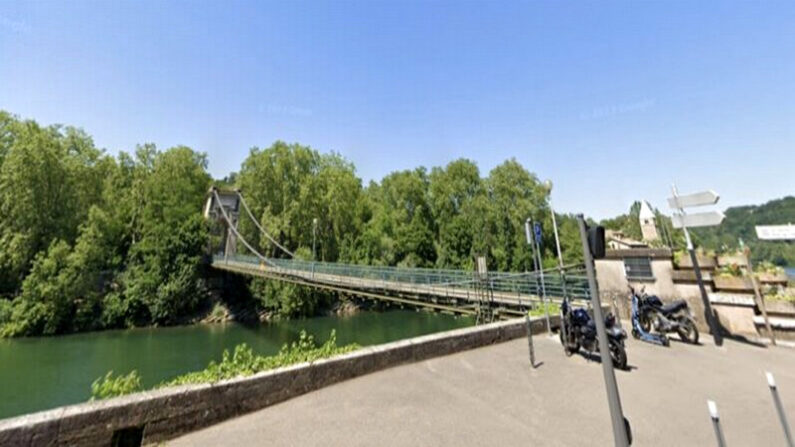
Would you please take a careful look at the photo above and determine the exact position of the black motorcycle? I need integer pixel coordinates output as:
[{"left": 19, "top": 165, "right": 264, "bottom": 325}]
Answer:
[
  {"left": 560, "top": 298, "right": 628, "bottom": 370},
  {"left": 630, "top": 286, "right": 699, "bottom": 345}
]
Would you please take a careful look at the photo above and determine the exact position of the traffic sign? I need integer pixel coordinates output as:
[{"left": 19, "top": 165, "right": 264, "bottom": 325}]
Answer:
[
  {"left": 533, "top": 222, "right": 543, "bottom": 246},
  {"left": 756, "top": 224, "right": 795, "bottom": 241},
  {"left": 667, "top": 190, "right": 719, "bottom": 209},
  {"left": 671, "top": 211, "right": 725, "bottom": 229}
]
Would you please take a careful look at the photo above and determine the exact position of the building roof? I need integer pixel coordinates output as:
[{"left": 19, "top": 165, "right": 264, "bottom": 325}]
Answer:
[{"left": 639, "top": 200, "right": 655, "bottom": 220}]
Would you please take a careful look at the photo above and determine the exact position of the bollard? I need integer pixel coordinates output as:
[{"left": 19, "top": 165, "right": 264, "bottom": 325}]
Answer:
[
  {"left": 708, "top": 400, "right": 727, "bottom": 447},
  {"left": 526, "top": 316, "right": 536, "bottom": 368},
  {"left": 766, "top": 372, "right": 794, "bottom": 447}
]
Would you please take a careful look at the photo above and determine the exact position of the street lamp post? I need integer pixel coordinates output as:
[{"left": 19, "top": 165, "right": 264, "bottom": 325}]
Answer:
[
  {"left": 545, "top": 180, "right": 564, "bottom": 268},
  {"left": 312, "top": 218, "right": 318, "bottom": 261}
]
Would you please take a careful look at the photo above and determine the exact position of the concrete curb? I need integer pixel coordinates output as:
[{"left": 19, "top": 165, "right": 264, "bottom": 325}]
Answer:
[{"left": 0, "top": 316, "right": 555, "bottom": 446}]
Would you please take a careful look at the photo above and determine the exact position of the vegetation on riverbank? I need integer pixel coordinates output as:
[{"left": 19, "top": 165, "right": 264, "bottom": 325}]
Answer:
[
  {"left": 89, "top": 330, "right": 358, "bottom": 400},
  {"left": 0, "top": 111, "right": 581, "bottom": 337},
  {"left": 1, "top": 110, "right": 790, "bottom": 338}
]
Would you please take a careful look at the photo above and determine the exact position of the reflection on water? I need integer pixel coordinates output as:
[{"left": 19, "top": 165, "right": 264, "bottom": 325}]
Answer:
[{"left": 0, "top": 310, "right": 472, "bottom": 419}]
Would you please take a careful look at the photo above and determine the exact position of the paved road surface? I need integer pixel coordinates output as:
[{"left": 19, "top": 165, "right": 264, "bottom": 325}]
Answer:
[{"left": 171, "top": 334, "right": 795, "bottom": 446}]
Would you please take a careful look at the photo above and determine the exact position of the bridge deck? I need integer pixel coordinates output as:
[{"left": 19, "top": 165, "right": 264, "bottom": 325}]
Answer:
[{"left": 211, "top": 256, "right": 590, "bottom": 315}]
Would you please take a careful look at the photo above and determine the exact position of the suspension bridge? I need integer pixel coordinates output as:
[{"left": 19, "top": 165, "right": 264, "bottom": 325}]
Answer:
[{"left": 205, "top": 188, "right": 591, "bottom": 321}]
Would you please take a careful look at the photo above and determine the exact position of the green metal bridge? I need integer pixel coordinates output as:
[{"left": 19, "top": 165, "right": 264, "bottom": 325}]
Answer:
[{"left": 206, "top": 189, "right": 591, "bottom": 321}]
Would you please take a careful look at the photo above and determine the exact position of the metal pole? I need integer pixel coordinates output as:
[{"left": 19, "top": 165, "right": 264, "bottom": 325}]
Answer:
[
  {"left": 549, "top": 192, "right": 570, "bottom": 306},
  {"left": 577, "top": 215, "right": 630, "bottom": 447},
  {"left": 523, "top": 218, "right": 537, "bottom": 368},
  {"left": 536, "top": 238, "right": 551, "bottom": 335},
  {"left": 747, "top": 250, "right": 776, "bottom": 346},
  {"left": 312, "top": 218, "right": 318, "bottom": 261},
  {"left": 673, "top": 184, "right": 723, "bottom": 346},
  {"left": 767, "top": 372, "right": 794, "bottom": 446},
  {"left": 548, "top": 184, "right": 564, "bottom": 268},
  {"left": 708, "top": 400, "right": 727, "bottom": 447}
]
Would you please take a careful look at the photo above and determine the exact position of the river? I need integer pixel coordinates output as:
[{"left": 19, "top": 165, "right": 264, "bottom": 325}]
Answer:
[{"left": 0, "top": 310, "right": 473, "bottom": 420}]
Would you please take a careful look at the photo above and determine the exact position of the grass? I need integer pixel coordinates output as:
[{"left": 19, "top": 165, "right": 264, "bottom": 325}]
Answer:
[{"left": 528, "top": 302, "right": 560, "bottom": 318}]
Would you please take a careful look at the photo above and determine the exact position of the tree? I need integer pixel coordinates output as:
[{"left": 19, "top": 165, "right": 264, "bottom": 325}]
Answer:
[{"left": 429, "top": 159, "right": 484, "bottom": 268}]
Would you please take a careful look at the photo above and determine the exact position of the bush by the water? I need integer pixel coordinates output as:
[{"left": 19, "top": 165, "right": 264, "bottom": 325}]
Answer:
[
  {"left": 90, "top": 371, "right": 143, "bottom": 400},
  {"left": 89, "top": 330, "right": 358, "bottom": 400}
]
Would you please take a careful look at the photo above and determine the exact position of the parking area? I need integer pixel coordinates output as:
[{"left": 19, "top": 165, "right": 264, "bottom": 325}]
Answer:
[{"left": 171, "top": 333, "right": 795, "bottom": 446}]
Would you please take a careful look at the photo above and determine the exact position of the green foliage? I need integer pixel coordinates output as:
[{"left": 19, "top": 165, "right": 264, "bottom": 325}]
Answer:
[
  {"left": 755, "top": 261, "right": 784, "bottom": 275},
  {"left": 90, "top": 370, "right": 143, "bottom": 400},
  {"left": 163, "top": 330, "right": 357, "bottom": 387},
  {"left": 88, "top": 331, "right": 359, "bottom": 399},
  {"left": 716, "top": 264, "right": 743, "bottom": 278},
  {"left": 2, "top": 111, "right": 589, "bottom": 334},
  {"left": 528, "top": 301, "right": 560, "bottom": 317},
  {"left": 0, "top": 111, "right": 212, "bottom": 337},
  {"left": 691, "top": 196, "right": 795, "bottom": 266}
]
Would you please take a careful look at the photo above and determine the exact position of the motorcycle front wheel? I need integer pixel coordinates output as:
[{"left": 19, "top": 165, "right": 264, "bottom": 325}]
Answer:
[
  {"left": 609, "top": 339, "right": 628, "bottom": 370},
  {"left": 677, "top": 316, "right": 699, "bottom": 344},
  {"left": 559, "top": 327, "right": 578, "bottom": 356}
]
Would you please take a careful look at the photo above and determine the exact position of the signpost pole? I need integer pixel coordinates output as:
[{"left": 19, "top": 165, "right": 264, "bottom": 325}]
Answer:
[
  {"left": 745, "top": 248, "right": 775, "bottom": 346},
  {"left": 533, "top": 221, "right": 552, "bottom": 335},
  {"left": 577, "top": 215, "right": 630, "bottom": 447},
  {"left": 524, "top": 219, "right": 537, "bottom": 367},
  {"left": 671, "top": 185, "right": 723, "bottom": 346}
]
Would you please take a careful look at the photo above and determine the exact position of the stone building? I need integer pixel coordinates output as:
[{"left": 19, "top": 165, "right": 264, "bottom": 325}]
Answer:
[{"left": 639, "top": 200, "right": 659, "bottom": 242}]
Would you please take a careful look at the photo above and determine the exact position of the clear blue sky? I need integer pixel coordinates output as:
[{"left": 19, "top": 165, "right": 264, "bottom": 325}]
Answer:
[{"left": 1, "top": 1, "right": 793, "bottom": 218}]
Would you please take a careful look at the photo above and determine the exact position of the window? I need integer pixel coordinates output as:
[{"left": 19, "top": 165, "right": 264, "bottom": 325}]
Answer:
[{"left": 624, "top": 257, "right": 654, "bottom": 280}]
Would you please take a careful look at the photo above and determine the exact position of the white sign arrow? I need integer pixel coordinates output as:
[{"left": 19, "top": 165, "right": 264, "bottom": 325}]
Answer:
[
  {"left": 756, "top": 224, "right": 795, "bottom": 241},
  {"left": 671, "top": 211, "right": 725, "bottom": 229},
  {"left": 668, "top": 190, "right": 720, "bottom": 209}
]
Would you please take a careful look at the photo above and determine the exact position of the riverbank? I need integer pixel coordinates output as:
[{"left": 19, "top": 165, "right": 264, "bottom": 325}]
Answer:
[{"left": 0, "top": 309, "right": 472, "bottom": 420}]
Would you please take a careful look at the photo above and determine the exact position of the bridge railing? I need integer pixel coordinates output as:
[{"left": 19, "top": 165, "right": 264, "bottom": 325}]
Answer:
[{"left": 212, "top": 254, "right": 591, "bottom": 301}]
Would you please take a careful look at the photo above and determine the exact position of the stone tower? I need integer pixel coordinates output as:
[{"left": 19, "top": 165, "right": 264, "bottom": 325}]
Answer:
[{"left": 639, "top": 200, "right": 659, "bottom": 242}]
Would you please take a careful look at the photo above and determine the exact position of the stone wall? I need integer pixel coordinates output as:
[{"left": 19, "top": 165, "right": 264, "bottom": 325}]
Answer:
[{"left": 0, "top": 317, "right": 552, "bottom": 447}]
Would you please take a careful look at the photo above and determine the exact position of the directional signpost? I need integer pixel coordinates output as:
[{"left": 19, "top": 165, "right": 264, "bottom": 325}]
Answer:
[
  {"left": 756, "top": 224, "right": 795, "bottom": 241},
  {"left": 753, "top": 223, "right": 794, "bottom": 346},
  {"left": 669, "top": 185, "right": 724, "bottom": 346}
]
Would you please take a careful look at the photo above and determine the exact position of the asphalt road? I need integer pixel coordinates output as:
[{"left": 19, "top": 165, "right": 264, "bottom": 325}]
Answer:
[{"left": 170, "top": 333, "right": 795, "bottom": 446}]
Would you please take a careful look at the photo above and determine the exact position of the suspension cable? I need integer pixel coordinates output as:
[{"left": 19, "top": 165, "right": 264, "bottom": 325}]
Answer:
[
  {"left": 236, "top": 191, "right": 295, "bottom": 258},
  {"left": 213, "top": 189, "right": 276, "bottom": 267}
]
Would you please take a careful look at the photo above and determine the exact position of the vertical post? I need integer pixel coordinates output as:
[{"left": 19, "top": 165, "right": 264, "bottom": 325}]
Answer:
[
  {"left": 312, "top": 218, "right": 318, "bottom": 261},
  {"left": 708, "top": 400, "right": 727, "bottom": 447},
  {"left": 530, "top": 219, "right": 552, "bottom": 335},
  {"left": 766, "top": 372, "right": 794, "bottom": 446},
  {"left": 577, "top": 215, "right": 630, "bottom": 447},
  {"left": 526, "top": 316, "right": 536, "bottom": 368},
  {"left": 672, "top": 185, "right": 723, "bottom": 346},
  {"left": 524, "top": 219, "right": 537, "bottom": 368},
  {"left": 747, "top": 250, "right": 776, "bottom": 346}
]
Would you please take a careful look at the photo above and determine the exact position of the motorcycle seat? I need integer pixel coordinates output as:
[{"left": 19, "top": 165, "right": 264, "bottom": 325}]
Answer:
[{"left": 660, "top": 300, "right": 687, "bottom": 315}]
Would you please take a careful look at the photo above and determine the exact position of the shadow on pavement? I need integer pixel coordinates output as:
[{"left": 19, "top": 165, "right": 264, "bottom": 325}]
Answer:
[{"left": 573, "top": 350, "right": 637, "bottom": 372}]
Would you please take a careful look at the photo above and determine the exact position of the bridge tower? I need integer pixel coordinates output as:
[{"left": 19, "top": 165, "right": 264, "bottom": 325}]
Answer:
[{"left": 203, "top": 187, "right": 241, "bottom": 259}]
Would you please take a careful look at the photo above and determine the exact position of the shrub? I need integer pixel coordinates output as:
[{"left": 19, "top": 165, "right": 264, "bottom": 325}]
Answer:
[
  {"left": 88, "top": 330, "right": 359, "bottom": 400},
  {"left": 90, "top": 371, "right": 142, "bottom": 400}
]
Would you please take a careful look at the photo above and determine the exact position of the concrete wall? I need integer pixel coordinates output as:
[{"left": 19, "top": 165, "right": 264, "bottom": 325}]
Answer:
[
  {"left": 596, "top": 257, "right": 714, "bottom": 331},
  {"left": 0, "top": 317, "right": 551, "bottom": 447}
]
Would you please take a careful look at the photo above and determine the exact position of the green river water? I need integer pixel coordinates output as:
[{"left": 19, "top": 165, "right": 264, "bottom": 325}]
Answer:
[{"left": 0, "top": 310, "right": 473, "bottom": 420}]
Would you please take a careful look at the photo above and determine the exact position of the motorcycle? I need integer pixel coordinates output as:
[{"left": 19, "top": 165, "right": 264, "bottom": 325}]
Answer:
[
  {"left": 559, "top": 298, "right": 628, "bottom": 370},
  {"left": 629, "top": 286, "right": 699, "bottom": 345}
]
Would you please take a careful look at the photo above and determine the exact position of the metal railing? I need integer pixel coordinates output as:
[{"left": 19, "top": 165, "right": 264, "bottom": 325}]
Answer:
[{"left": 212, "top": 254, "right": 591, "bottom": 302}]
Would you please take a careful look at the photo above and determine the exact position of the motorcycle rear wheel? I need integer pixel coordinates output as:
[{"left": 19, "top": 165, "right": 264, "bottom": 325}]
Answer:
[{"left": 677, "top": 317, "right": 699, "bottom": 344}]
